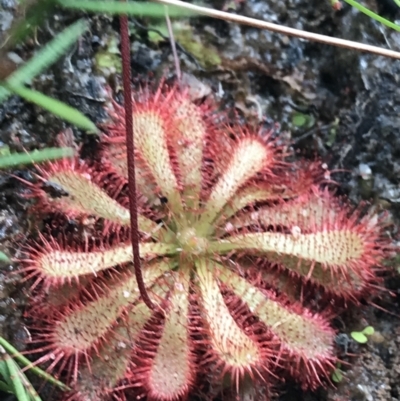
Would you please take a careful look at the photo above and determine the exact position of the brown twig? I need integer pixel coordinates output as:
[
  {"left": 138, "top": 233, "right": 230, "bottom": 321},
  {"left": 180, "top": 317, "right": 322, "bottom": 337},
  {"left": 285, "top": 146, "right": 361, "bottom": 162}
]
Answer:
[
  {"left": 154, "top": 0, "right": 400, "bottom": 60},
  {"left": 119, "top": 9, "right": 155, "bottom": 310},
  {"left": 164, "top": 6, "right": 181, "bottom": 80}
]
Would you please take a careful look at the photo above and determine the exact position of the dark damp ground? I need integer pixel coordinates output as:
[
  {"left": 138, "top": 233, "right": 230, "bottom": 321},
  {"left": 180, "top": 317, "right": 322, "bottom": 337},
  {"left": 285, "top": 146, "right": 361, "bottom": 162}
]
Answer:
[{"left": 0, "top": 0, "right": 400, "bottom": 400}]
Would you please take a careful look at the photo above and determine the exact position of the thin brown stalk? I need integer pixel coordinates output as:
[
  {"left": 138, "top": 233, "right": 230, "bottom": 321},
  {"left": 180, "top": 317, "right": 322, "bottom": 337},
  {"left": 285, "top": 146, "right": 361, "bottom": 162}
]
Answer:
[
  {"left": 165, "top": 6, "right": 181, "bottom": 80},
  {"left": 154, "top": 0, "right": 400, "bottom": 60},
  {"left": 119, "top": 9, "right": 155, "bottom": 310}
]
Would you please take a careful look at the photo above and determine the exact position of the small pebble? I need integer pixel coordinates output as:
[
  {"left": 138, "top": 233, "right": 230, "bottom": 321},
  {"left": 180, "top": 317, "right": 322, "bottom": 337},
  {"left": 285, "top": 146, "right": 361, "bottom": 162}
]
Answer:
[{"left": 359, "top": 163, "right": 372, "bottom": 180}]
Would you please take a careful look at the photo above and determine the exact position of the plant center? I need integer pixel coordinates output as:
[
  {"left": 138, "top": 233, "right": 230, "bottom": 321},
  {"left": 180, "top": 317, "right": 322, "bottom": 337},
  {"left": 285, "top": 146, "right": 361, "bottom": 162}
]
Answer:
[{"left": 176, "top": 227, "right": 209, "bottom": 256}]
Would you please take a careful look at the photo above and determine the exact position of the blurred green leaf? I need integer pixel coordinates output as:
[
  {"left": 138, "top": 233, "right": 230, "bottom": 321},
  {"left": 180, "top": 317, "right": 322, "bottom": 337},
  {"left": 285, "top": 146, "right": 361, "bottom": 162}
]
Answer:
[
  {"left": 60, "top": 0, "right": 198, "bottom": 17},
  {"left": 291, "top": 112, "right": 315, "bottom": 129},
  {"left": 351, "top": 331, "right": 368, "bottom": 344},
  {"left": 292, "top": 113, "right": 307, "bottom": 127},
  {"left": 331, "top": 367, "right": 343, "bottom": 383},
  {"left": 0, "top": 146, "right": 11, "bottom": 157},
  {"left": 362, "top": 326, "right": 375, "bottom": 336},
  {"left": 0, "top": 252, "right": 10, "bottom": 262},
  {"left": 4, "top": 85, "right": 98, "bottom": 133},
  {"left": 0, "top": 87, "right": 9, "bottom": 103},
  {"left": 0, "top": 147, "right": 74, "bottom": 169},
  {"left": 1, "top": 20, "right": 88, "bottom": 103},
  {"left": 7, "top": 20, "right": 88, "bottom": 88}
]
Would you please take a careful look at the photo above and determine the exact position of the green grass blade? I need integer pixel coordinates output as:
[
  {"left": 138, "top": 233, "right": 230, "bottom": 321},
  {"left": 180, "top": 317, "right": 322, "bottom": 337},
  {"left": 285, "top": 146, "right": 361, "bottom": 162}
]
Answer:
[
  {"left": 0, "top": 337, "right": 69, "bottom": 391},
  {"left": 14, "top": 368, "right": 42, "bottom": 401},
  {"left": 5, "top": 85, "right": 98, "bottom": 133},
  {"left": 0, "top": 346, "right": 42, "bottom": 401},
  {"left": 394, "top": 0, "right": 400, "bottom": 7},
  {"left": 7, "top": 20, "right": 88, "bottom": 88},
  {"left": 0, "top": 359, "right": 11, "bottom": 387},
  {"left": 343, "top": 0, "right": 400, "bottom": 32},
  {"left": 0, "top": 147, "right": 74, "bottom": 169},
  {"left": 4, "top": 356, "right": 30, "bottom": 401},
  {"left": 60, "top": 0, "right": 198, "bottom": 17},
  {"left": 0, "top": 380, "right": 11, "bottom": 393}
]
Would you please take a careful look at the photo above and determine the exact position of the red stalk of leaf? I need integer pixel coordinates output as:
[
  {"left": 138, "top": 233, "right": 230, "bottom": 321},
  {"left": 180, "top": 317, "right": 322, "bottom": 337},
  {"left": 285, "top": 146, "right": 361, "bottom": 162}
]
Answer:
[{"left": 119, "top": 9, "right": 155, "bottom": 310}]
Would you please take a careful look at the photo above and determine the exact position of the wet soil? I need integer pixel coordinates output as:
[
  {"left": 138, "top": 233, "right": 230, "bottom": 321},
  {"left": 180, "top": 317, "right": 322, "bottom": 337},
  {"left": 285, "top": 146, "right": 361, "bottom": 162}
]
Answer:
[{"left": 0, "top": 0, "right": 400, "bottom": 400}]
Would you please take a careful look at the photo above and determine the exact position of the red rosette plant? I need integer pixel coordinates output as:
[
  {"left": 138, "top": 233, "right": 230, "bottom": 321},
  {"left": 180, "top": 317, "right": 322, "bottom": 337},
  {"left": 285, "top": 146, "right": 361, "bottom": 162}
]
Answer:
[{"left": 19, "top": 85, "right": 387, "bottom": 401}]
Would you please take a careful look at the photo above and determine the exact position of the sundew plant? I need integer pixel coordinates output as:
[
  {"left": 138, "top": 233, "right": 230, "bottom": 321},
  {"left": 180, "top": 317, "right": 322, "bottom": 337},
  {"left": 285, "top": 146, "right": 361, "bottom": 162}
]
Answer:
[{"left": 19, "top": 84, "right": 387, "bottom": 401}]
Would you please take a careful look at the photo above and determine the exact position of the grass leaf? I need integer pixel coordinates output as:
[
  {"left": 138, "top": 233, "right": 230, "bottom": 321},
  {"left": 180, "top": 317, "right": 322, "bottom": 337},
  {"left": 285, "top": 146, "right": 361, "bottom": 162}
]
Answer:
[
  {"left": 4, "top": 85, "right": 98, "bottom": 133},
  {"left": 4, "top": 356, "right": 30, "bottom": 401},
  {"left": 0, "top": 359, "right": 11, "bottom": 387},
  {"left": 0, "top": 337, "right": 69, "bottom": 391},
  {"left": 0, "top": 380, "right": 11, "bottom": 393},
  {"left": 60, "top": 0, "right": 198, "bottom": 17},
  {"left": 343, "top": 0, "right": 400, "bottom": 32},
  {"left": 0, "top": 346, "right": 42, "bottom": 401},
  {"left": 0, "top": 147, "right": 74, "bottom": 169},
  {"left": 13, "top": 366, "right": 42, "bottom": 401},
  {"left": 6, "top": 20, "right": 88, "bottom": 88}
]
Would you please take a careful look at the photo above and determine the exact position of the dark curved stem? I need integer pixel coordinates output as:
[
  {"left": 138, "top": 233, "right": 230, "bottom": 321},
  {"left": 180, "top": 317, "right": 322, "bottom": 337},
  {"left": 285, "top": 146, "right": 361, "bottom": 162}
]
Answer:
[{"left": 119, "top": 11, "right": 155, "bottom": 311}]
